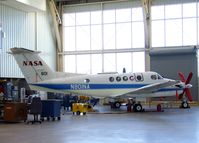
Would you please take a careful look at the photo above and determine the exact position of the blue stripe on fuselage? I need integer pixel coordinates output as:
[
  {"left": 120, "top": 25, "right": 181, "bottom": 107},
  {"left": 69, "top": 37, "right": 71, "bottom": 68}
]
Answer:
[
  {"left": 30, "top": 83, "right": 146, "bottom": 90},
  {"left": 30, "top": 83, "right": 182, "bottom": 92}
]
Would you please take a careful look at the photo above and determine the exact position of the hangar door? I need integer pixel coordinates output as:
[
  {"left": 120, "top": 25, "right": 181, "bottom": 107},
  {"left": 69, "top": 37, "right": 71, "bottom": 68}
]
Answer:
[{"left": 150, "top": 47, "right": 198, "bottom": 101}]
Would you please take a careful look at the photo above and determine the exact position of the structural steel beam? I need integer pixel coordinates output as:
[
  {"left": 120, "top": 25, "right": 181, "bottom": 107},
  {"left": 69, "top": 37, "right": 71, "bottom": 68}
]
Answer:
[
  {"left": 48, "top": 0, "right": 63, "bottom": 71},
  {"left": 141, "top": 0, "right": 151, "bottom": 71}
]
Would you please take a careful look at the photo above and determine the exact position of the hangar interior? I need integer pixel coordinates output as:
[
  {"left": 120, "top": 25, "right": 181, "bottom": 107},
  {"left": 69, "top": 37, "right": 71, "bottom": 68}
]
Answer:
[
  {"left": 0, "top": 0, "right": 199, "bottom": 143},
  {"left": 0, "top": 0, "right": 198, "bottom": 99}
]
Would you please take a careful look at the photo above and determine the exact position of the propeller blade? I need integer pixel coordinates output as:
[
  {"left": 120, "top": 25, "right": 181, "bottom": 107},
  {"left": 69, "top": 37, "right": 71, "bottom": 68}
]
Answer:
[
  {"left": 185, "top": 89, "right": 193, "bottom": 102},
  {"left": 178, "top": 72, "right": 186, "bottom": 82},
  {"left": 178, "top": 92, "right": 184, "bottom": 100},
  {"left": 185, "top": 72, "right": 193, "bottom": 84},
  {"left": 178, "top": 72, "right": 193, "bottom": 102},
  {"left": 176, "top": 91, "right": 179, "bottom": 101}
]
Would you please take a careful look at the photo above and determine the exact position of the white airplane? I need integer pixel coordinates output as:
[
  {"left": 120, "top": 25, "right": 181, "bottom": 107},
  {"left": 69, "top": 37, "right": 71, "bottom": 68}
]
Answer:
[{"left": 9, "top": 47, "right": 193, "bottom": 112}]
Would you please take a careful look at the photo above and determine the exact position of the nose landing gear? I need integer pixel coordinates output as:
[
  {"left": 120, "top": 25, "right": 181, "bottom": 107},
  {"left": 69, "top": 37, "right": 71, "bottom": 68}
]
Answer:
[{"left": 180, "top": 101, "right": 190, "bottom": 108}]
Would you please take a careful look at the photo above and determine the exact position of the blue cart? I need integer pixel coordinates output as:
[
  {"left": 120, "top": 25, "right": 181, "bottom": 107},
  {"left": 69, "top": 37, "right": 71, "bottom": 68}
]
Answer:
[{"left": 41, "top": 100, "right": 61, "bottom": 121}]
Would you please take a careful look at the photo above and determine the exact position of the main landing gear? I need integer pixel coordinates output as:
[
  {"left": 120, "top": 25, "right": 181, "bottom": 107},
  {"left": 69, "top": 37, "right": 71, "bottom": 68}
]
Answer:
[
  {"left": 111, "top": 100, "right": 144, "bottom": 112},
  {"left": 127, "top": 100, "right": 144, "bottom": 112},
  {"left": 109, "top": 101, "right": 121, "bottom": 109},
  {"left": 114, "top": 102, "right": 121, "bottom": 109},
  {"left": 133, "top": 103, "right": 143, "bottom": 112}
]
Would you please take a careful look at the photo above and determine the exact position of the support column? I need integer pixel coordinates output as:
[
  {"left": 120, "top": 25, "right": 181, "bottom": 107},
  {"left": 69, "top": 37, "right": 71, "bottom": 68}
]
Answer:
[
  {"left": 141, "top": 0, "right": 152, "bottom": 71},
  {"left": 48, "top": 0, "right": 63, "bottom": 72}
]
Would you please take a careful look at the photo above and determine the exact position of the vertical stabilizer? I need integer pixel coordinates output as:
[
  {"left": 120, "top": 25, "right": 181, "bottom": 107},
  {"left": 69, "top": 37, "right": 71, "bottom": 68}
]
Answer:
[{"left": 10, "top": 48, "right": 56, "bottom": 83}]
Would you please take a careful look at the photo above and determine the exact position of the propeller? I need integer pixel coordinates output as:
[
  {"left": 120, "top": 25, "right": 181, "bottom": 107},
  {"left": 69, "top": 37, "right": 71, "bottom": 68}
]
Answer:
[
  {"left": 177, "top": 72, "right": 193, "bottom": 102},
  {"left": 175, "top": 90, "right": 179, "bottom": 101}
]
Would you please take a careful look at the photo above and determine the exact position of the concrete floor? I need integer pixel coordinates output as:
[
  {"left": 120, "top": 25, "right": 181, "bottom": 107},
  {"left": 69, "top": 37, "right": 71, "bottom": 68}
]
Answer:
[{"left": 0, "top": 106, "right": 199, "bottom": 143}]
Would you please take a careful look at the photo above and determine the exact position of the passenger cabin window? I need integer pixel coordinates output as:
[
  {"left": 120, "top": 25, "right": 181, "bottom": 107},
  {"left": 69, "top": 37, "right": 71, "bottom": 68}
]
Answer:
[
  {"left": 151, "top": 75, "right": 157, "bottom": 80},
  {"left": 109, "top": 77, "right": 114, "bottom": 82},
  {"left": 84, "top": 79, "right": 90, "bottom": 83},
  {"left": 135, "top": 74, "right": 144, "bottom": 82},
  {"left": 137, "top": 75, "right": 142, "bottom": 81},
  {"left": 116, "top": 76, "right": 121, "bottom": 82},
  {"left": 123, "top": 76, "right": 128, "bottom": 81},
  {"left": 129, "top": 76, "right": 135, "bottom": 81}
]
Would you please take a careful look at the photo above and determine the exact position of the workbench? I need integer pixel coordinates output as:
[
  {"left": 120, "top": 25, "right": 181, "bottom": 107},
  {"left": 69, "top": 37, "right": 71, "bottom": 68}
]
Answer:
[{"left": 4, "top": 102, "right": 27, "bottom": 122}]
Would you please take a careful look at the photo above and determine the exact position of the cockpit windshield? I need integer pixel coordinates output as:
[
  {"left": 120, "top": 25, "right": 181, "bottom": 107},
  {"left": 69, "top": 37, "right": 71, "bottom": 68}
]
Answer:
[{"left": 157, "top": 74, "right": 163, "bottom": 79}]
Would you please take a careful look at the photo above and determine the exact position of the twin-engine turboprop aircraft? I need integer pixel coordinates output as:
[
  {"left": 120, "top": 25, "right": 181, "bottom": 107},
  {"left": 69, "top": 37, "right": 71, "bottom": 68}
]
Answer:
[{"left": 9, "top": 48, "right": 193, "bottom": 112}]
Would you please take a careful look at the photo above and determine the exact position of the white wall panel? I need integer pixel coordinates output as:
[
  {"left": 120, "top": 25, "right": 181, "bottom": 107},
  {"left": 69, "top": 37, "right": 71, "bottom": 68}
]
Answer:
[
  {"left": 37, "top": 9, "right": 56, "bottom": 71},
  {"left": 0, "top": 5, "right": 35, "bottom": 53},
  {"left": 0, "top": 3, "right": 56, "bottom": 78}
]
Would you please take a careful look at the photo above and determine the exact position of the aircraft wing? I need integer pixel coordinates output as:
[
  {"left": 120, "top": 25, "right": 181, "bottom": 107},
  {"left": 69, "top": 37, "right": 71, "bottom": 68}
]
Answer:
[{"left": 113, "top": 80, "right": 180, "bottom": 97}]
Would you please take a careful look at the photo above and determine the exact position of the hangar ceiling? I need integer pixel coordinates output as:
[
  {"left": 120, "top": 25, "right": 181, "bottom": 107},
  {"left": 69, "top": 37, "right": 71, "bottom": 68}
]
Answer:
[
  {"left": 55, "top": 0, "right": 125, "bottom": 5},
  {"left": 0, "top": 0, "right": 46, "bottom": 12}
]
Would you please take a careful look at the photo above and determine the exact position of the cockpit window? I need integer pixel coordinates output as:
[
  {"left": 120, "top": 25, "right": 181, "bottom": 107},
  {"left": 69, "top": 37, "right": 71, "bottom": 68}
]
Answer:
[
  {"left": 151, "top": 75, "right": 157, "bottom": 80},
  {"left": 157, "top": 74, "right": 163, "bottom": 79}
]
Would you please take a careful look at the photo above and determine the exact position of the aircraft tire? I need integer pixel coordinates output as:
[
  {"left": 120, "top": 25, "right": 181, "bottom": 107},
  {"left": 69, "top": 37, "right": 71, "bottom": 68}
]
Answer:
[
  {"left": 114, "top": 102, "right": 121, "bottom": 108},
  {"left": 133, "top": 104, "right": 142, "bottom": 112},
  {"left": 181, "top": 101, "right": 190, "bottom": 108},
  {"left": 76, "top": 111, "right": 81, "bottom": 115}
]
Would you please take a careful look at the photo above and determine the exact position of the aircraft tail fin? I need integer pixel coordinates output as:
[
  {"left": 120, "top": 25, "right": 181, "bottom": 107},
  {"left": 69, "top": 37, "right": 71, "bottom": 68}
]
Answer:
[{"left": 9, "top": 47, "right": 56, "bottom": 83}]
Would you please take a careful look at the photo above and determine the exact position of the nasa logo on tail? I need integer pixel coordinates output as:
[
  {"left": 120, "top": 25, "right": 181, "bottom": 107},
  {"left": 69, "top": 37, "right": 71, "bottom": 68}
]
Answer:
[{"left": 23, "top": 61, "right": 43, "bottom": 66}]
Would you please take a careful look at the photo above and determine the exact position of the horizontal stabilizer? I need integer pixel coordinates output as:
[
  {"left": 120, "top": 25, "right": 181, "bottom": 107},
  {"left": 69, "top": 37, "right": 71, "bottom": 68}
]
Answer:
[{"left": 9, "top": 47, "right": 41, "bottom": 54}]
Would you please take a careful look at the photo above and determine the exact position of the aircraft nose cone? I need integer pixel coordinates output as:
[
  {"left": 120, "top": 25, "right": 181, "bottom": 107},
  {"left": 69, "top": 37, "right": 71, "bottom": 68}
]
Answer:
[{"left": 186, "top": 84, "right": 192, "bottom": 89}]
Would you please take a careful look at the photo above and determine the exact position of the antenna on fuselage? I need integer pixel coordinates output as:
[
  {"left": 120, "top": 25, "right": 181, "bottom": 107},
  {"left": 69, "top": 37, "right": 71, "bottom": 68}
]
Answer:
[{"left": 123, "top": 68, "right": 126, "bottom": 73}]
